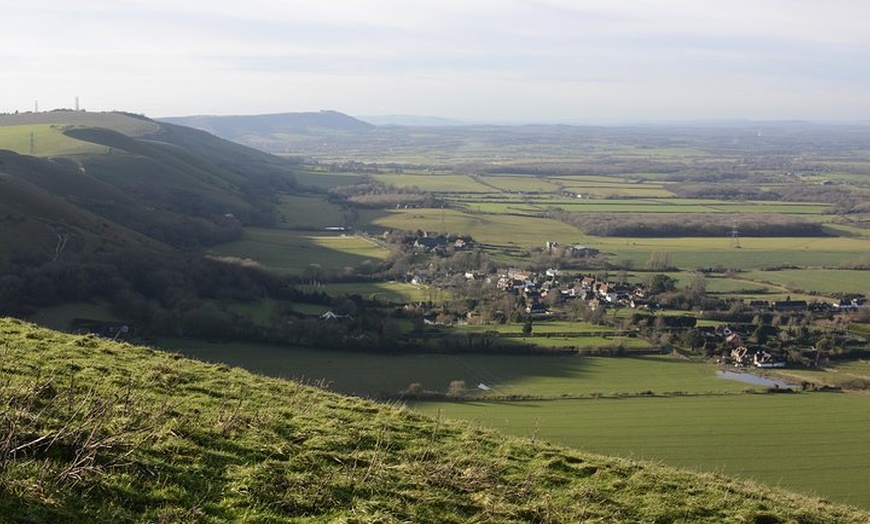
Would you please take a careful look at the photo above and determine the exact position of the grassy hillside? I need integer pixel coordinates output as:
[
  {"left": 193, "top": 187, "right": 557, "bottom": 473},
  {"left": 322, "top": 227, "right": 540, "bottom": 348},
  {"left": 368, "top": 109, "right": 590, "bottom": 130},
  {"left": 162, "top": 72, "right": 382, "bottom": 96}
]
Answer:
[
  {"left": 1, "top": 318, "right": 868, "bottom": 523},
  {"left": 0, "top": 111, "right": 304, "bottom": 254},
  {"left": 0, "top": 111, "right": 323, "bottom": 322},
  {"left": 162, "top": 110, "right": 374, "bottom": 146}
]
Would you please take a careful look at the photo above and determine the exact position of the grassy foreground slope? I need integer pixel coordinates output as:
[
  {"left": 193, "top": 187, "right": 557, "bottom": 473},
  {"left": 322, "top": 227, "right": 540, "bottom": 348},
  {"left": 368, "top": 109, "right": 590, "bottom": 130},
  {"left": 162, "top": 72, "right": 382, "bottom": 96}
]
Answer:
[{"left": 1, "top": 318, "right": 867, "bottom": 524}]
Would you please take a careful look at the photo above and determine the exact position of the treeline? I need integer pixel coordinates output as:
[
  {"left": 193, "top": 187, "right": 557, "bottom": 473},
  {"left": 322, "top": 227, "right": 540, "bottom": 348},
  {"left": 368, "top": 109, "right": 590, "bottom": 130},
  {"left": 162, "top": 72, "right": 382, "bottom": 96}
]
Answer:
[
  {"left": 671, "top": 181, "right": 861, "bottom": 208},
  {"left": 329, "top": 181, "right": 439, "bottom": 209},
  {"left": 546, "top": 211, "right": 829, "bottom": 237}
]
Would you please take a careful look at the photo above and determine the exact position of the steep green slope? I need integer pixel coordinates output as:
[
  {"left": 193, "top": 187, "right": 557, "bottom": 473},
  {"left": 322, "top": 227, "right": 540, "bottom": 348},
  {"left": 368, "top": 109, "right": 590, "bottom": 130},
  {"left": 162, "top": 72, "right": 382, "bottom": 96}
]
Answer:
[
  {"left": 0, "top": 111, "right": 314, "bottom": 320},
  {"left": 1, "top": 318, "right": 867, "bottom": 523}
]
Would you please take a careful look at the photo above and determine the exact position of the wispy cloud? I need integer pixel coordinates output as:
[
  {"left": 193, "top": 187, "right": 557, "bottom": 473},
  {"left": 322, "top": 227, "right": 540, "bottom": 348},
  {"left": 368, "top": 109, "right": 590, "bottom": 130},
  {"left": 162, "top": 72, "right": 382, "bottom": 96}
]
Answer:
[{"left": 2, "top": 1, "right": 868, "bottom": 121}]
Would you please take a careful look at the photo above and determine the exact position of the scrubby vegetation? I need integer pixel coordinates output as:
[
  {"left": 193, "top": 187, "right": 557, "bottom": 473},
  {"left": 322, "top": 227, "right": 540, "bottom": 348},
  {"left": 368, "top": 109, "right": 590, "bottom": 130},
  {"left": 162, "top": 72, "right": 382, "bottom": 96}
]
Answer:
[{"left": 1, "top": 318, "right": 868, "bottom": 523}]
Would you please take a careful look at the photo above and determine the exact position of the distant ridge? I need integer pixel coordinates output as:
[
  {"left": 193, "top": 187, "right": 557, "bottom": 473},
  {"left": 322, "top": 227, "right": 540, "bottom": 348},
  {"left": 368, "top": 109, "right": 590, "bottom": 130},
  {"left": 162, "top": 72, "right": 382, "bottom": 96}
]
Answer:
[
  {"left": 162, "top": 110, "right": 374, "bottom": 141},
  {"left": 357, "top": 114, "right": 469, "bottom": 126}
]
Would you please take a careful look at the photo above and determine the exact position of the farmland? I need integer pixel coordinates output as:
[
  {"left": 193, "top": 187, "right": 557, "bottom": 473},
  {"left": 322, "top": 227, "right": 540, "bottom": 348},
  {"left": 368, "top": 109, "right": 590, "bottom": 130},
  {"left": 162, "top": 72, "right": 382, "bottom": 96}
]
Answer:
[
  {"left": 165, "top": 120, "right": 870, "bottom": 511},
  {"left": 6, "top": 112, "right": 870, "bottom": 514},
  {"left": 6, "top": 318, "right": 868, "bottom": 523},
  {"left": 167, "top": 337, "right": 870, "bottom": 508},
  {"left": 208, "top": 227, "right": 389, "bottom": 274},
  {"left": 412, "top": 393, "right": 870, "bottom": 508}
]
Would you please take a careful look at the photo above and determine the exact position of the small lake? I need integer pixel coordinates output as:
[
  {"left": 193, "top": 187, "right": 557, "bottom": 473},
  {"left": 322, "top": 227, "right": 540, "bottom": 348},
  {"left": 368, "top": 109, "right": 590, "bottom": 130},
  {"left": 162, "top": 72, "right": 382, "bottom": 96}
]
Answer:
[{"left": 716, "top": 370, "right": 794, "bottom": 389}]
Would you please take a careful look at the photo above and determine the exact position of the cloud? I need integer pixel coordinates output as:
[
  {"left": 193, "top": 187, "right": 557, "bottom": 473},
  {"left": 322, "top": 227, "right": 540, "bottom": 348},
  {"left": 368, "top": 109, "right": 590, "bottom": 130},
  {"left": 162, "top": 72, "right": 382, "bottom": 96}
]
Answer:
[{"left": 2, "top": 1, "right": 869, "bottom": 121}]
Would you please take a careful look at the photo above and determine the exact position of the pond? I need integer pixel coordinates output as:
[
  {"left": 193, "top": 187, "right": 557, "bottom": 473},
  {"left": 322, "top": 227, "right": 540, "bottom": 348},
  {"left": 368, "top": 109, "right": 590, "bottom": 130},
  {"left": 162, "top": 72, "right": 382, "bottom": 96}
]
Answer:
[{"left": 716, "top": 370, "right": 794, "bottom": 389}]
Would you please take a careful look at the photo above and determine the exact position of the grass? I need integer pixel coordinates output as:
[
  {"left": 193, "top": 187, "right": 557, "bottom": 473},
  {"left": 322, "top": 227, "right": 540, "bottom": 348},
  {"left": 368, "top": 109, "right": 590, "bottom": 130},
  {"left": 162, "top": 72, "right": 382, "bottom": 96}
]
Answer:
[
  {"left": 26, "top": 301, "right": 121, "bottom": 331},
  {"left": 274, "top": 194, "right": 346, "bottom": 230},
  {"left": 304, "top": 281, "right": 433, "bottom": 303},
  {"left": 5, "top": 318, "right": 868, "bottom": 522},
  {"left": 209, "top": 228, "right": 388, "bottom": 274},
  {"left": 413, "top": 393, "right": 870, "bottom": 509},
  {"left": 0, "top": 124, "right": 101, "bottom": 156},
  {"left": 167, "top": 335, "right": 870, "bottom": 509},
  {"left": 595, "top": 236, "right": 870, "bottom": 270},
  {"left": 739, "top": 269, "right": 870, "bottom": 296},
  {"left": 360, "top": 208, "right": 584, "bottom": 252},
  {"left": 370, "top": 173, "right": 491, "bottom": 193},
  {"left": 167, "top": 344, "right": 762, "bottom": 401},
  {"left": 291, "top": 170, "right": 366, "bottom": 190}
]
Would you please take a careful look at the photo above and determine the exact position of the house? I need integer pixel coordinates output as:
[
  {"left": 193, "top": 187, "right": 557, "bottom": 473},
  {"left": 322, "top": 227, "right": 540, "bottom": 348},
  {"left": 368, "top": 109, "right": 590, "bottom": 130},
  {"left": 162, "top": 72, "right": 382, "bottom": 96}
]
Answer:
[
  {"left": 754, "top": 351, "right": 787, "bottom": 368},
  {"left": 321, "top": 311, "right": 353, "bottom": 321},
  {"left": 772, "top": 300, "right": 808, "bottom": 312},
  {"left": 567, "top": 245, "right": 600, "bottom": 257}
]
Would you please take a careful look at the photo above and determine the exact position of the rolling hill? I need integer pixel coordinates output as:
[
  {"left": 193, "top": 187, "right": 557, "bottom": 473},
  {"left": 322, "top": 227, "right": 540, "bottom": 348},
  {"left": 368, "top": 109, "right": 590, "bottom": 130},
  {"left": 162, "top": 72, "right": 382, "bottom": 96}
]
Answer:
[
  {"left": 0, "top": 110, "right": 309, "bottom": 320},
  {"left": 162, "top": 110, "right": 374, "bottom": 147},
  {"left": 1, "top": 316, "right": 867, "bottom": 523}
]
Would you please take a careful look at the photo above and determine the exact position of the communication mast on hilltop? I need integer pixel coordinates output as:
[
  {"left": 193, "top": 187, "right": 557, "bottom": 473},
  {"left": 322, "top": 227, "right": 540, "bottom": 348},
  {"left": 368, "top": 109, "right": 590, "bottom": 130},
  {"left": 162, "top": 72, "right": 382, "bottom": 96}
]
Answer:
[
  {"left": 75, "top": 96, "right": 80, "bottom": 111},
  {"left": 730, "top": 222, "right": 741, "bottom": 249}
]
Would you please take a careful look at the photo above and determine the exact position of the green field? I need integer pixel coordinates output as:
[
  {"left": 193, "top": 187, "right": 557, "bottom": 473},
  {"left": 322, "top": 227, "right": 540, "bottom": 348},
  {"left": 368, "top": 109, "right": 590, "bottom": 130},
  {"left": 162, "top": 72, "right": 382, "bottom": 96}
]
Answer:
[
  {"left": 0, "top": 124, "right": 100, "bottom": 156},
  {"left": 413, "top": 393, "right": 870, "bottom": 508},
  {"left": 209, "top": 228, "right": 388, "bottom": 274},
  {"left": 8, "top": 318, "right": 867, "bottom": 523},
  {"left": 595, "top": 236, "right": 870, "bottom": 271},
  {"left": 291, "top": 170, "right": 365, "bottom": 189},
  {"left": 303, "top": 281, "right": 433, "bottom": 303},
  {"left": 275, "top": 194, "right": 347, "bottom": 229},
  {"left": 164, "top": 339, "right": 870, "bottom": 507},
  {"left": 739, "top": 269, "right": 870, "bottom": 296},
  {"left": 370, "top": 173, "right": 491, "bottom": 193},
  {"left": 166, "top": 344, "right": 756, "bottom": 399},
  {"left": 360, "top": 208, "right": 585, "bottom": 253}
]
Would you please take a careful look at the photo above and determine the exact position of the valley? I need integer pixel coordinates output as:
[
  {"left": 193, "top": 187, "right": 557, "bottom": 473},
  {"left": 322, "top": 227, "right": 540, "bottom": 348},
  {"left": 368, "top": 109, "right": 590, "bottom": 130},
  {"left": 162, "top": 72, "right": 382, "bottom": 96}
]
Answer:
[{"left": 2, "top": 109, "right": 870, "bottom": 513}]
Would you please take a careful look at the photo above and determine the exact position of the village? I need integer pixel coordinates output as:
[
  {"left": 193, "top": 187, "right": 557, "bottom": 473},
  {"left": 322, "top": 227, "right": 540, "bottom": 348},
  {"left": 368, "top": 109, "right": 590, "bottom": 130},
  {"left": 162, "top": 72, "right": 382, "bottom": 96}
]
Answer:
[{"left": 400, "top": 233, "right": 868, "bottom": 368}]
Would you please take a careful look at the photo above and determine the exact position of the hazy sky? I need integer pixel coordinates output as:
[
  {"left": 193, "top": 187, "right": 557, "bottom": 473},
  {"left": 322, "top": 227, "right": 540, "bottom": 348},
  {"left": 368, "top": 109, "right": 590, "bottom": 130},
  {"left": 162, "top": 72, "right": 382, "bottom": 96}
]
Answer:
[{"left": 3, "top": 1, "right": 869, "bottom": 123}]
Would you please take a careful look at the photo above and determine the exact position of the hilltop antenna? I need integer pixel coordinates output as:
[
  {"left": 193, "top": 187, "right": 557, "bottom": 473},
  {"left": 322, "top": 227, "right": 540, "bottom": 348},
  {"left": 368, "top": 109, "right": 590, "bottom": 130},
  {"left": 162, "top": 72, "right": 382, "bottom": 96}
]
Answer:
[
  {"left": 75, "top": 96, "right": 79, "bottom": 111},
  {"left": 730, "top": 222, "right": 741, "bottom": 249},
  {"left": 34, "top": 100, "right": 39, "bottom": 113}
]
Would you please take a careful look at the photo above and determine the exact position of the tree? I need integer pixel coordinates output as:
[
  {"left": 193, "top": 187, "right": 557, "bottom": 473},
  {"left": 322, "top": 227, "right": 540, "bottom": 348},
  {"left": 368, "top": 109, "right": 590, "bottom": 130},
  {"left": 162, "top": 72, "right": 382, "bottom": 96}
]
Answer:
[
  {"left": 646, "top": 274, "right": 677, "bottom": 295},
  {"left": 647, "top": 251, "right": 673, "bottom": 271}
]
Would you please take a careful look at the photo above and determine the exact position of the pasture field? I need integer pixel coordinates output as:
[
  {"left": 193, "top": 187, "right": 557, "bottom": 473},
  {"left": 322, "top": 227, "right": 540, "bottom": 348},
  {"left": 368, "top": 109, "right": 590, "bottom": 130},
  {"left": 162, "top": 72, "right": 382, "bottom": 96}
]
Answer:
[
  {"left": 454, "top": 334, "right": 652, "bottom": 352},
  {"left": 0, "top": 110, "right": 160, "bottom": 136},
  {"left": 359, "top": 207, "right": 584, "bottom": 250},
  {"left": 209, "top": 228, "right": 388, "bottom": 274},
  {"left": 455, "top": 320, "right": 617, "bottom": 334},
  {"left": 162, "top": 344, "right": 756, "bottom": 399},
  {"left": 355, "top": 206, "right": 870, "bottom": 271},
  {"left": 292, "top": 170, "right": 365, "bottom": 189},
  {"left": 738, "top": 269, "right": 870, "bottom": 297},
  {"left": 370, "top": 173, "right": 491, "bottom": 193},
  {"left": 163, "top": 337, "right": 870, "bottom": 506},
  {"left": 596, "top": 236, "right": 870, "bottom": 271},
  {"left": 767, "top": 360, "right": 870, "bottom": 390},
  {"left": 544, "top": 199, "right": 831, "bottom": 215},
  {"left": 303, "top": 281, "right": 433, "bottom": 303},
  {"left": 412, "top": 393, "right": 870, "bottom": 508},
  {"left": 28, "top": 301, "right": 120, "bottom": 331},
  {"left": 0, "top": 124, "right": 100, "bottom": 156},
  {"left": 274, "top": 194, "right": 346, "bottom": 229},
  {"left": 477, "top": 174, "right": 562, "bottom": 193}
]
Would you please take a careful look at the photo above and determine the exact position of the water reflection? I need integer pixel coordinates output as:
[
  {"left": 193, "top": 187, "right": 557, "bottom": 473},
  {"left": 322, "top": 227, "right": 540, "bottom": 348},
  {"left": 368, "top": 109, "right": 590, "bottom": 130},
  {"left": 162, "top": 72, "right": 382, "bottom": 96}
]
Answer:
[{"left": 716, "top": 370, "right": 793, "bottom": 389}]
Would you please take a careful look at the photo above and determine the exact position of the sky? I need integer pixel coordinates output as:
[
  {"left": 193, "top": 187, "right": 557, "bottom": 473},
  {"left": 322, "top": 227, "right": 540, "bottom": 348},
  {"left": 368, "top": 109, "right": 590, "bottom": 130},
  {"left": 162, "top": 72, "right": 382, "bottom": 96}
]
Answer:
[{"left": 2, "top": 0, "right": 870, "bottom": 123}]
